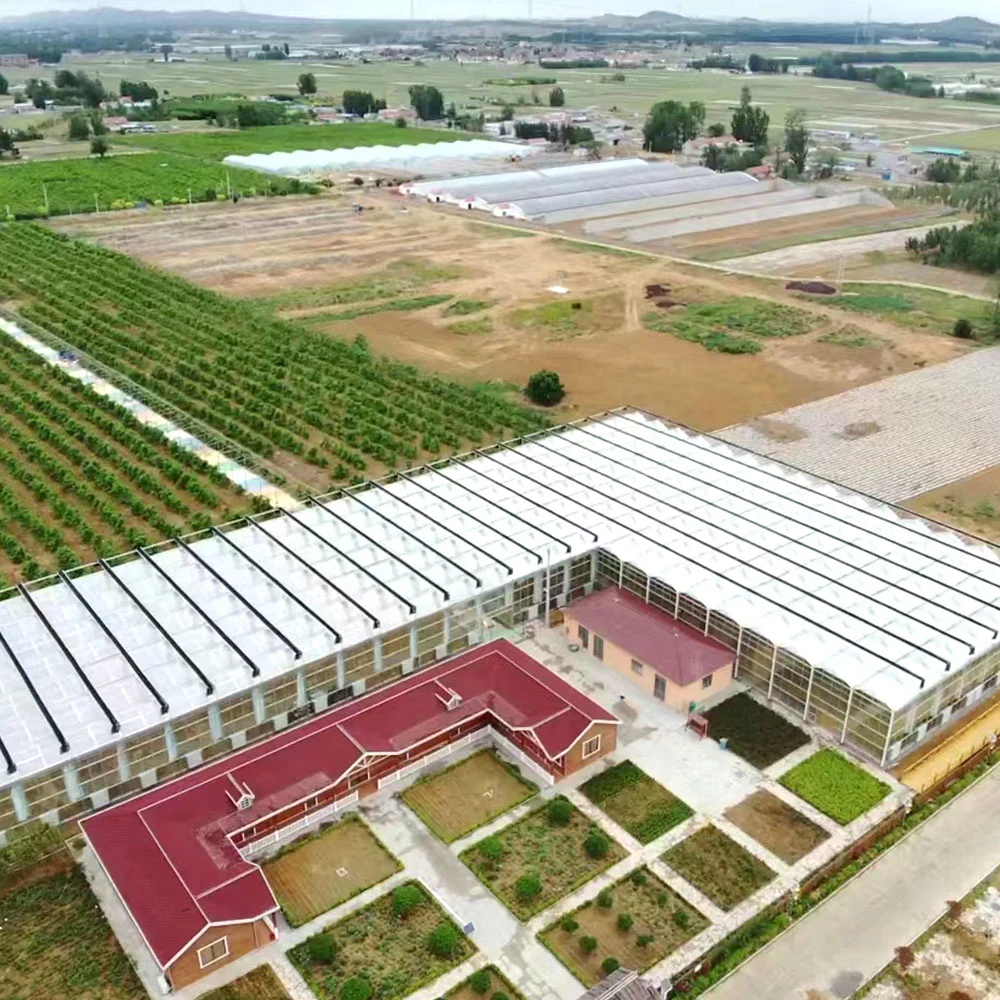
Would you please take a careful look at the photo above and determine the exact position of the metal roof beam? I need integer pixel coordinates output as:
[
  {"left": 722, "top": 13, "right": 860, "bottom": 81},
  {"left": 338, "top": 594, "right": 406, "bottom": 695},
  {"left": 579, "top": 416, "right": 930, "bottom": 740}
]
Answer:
[
  {"left": 134, "top": 549, "right": 260, "bottom": 678},
  {"left": 243, "top": 515, "right": 381, "bottom": 628},
  {"left": 281, "top": 508, "right": 417, "bottom": 616},
  {"left": 100, "top": 557, "right": 214, "bottom": 695},
  {"left": 210, "top": 527, "right": 342, "bottom": 645},
  {"left": 0, "top": 621, "right": 68, "bottom": 754},
  {"left": 17, "top": 583, "right": 120, "bottom": 735},
  {"left": 339, "top": 488, "right": 482, "bottom": 589},
  {"left": 173, "top": 537, "right": 302, "bottom": 660},
  {"left": 0, "top": 734, "right": 14, "bottom": 775},
  {"left": 59, "top": 570, "right": 170, "bottom": 715}
]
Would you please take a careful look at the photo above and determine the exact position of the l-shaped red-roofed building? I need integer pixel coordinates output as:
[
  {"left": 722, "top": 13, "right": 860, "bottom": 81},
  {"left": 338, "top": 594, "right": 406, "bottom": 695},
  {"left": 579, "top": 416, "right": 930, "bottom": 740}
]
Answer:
[{"left": 80, "top": 639, "right": 617, "bottom": 989}]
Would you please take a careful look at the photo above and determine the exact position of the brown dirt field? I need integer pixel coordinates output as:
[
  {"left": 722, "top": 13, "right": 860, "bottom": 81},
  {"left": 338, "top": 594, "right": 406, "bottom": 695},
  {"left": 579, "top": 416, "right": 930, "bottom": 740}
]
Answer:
[
  {"left": 262, "top": 815, "right": 401, "bottom": 927},
  {"left": 904, "top": 464, "right": 1000, "bottom": 546},
  {"left": 401, "top": 749, "right": 537, "bottom": 843},
  {"left": 202, "top": 965, "right": 290, "bottom": 1000},
  {"left": 52, "top": 196, "right": 970, "bottom": 434},
  {"left": 724, "top": 790, "right": 830, "bottom": 864}
]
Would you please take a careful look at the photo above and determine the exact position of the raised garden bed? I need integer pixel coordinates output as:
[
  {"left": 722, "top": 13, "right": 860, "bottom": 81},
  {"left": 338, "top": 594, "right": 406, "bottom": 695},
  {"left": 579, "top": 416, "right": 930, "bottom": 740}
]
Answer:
[
  {"left": 724, "top": 790, "right": 829, "bottom": 864},
  {"left": 460, "top": 795, "right": 626, "bottom": 920},
  {"left": 289, "top": 881, "right": 475, "bottom": 1000},
  {"left": 703, "top": 693, "right": 810, "bottom": 769},
  {"left": 539, "top": 866, "right": 708, "bottom": 986},
  {"left": 779, "top": 749, "right": 890, "bottom": 825},
  {"left": 579, "top": 760, "right": 693, "bottom": 844},
  {"left": 263, "top": 814, "right": 402, "bottom": 927},
  {"left": 401, "top": 749, "right": 537, "bottom": 843},
  {"left": 662, "top": 825, "right": 775, "bottom": 912}
]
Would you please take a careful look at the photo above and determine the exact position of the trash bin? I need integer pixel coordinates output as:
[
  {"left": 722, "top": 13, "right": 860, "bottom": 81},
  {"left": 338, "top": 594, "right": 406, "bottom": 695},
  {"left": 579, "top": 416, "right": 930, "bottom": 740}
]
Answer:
[{"left": 719, "top": 737, "right": 729, "bottom": 751}]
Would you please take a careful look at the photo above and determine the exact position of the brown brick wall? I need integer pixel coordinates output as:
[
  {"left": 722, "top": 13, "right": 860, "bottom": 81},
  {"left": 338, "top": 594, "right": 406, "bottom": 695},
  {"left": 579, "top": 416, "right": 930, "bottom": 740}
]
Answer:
[
  {"left": 166, "top": 918, "right": 273, "bottom": 989},
  {"left": 563, "top": 722, "right": 617, "bottom": 775}
]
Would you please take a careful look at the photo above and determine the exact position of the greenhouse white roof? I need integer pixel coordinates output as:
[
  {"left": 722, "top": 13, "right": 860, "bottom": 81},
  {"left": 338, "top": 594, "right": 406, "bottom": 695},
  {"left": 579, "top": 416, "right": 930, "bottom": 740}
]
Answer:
[
  {"left": 223, "top": 138, "right": 538, "bottom": 176},
  {"left": 2, "top": 409, "right": 1000, "bottom": 788}
]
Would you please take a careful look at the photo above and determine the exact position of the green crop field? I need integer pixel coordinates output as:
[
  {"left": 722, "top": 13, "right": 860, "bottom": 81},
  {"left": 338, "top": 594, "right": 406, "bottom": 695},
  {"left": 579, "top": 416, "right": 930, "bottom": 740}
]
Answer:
[
  {"left": 0, "top": 224, "right": 546, "bottom": 497},
  {"left": 0, "top": 152, "right": 302, "bottom": 218},
  {"left": 115, "top": 122, "right": 469, "bottom": 159}
]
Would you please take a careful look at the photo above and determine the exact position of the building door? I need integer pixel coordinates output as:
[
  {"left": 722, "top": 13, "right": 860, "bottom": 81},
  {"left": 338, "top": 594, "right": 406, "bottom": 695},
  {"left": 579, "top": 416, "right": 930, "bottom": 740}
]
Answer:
[
  {"left": 593, "top": 635, "right": 604, "bottom": 661},
  {"left": 653, "top": 675, "right": 666, "bottom": 701}
]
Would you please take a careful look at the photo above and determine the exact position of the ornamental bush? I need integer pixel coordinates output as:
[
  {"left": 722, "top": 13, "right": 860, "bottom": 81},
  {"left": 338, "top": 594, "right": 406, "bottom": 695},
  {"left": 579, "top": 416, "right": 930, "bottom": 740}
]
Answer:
[
  {"left": 428, "top": 921, "right": 462, "bottom": 959},
  {"left": 637, "top": 934, "right": 654, "bottom": 947},
  {"left": 580, "top": 935, "right": 598, "bottom": 954},
  {"left": 470, "top": 969, "right": 492, "bottom": 994},
  {"left": 516, "top": 875, "right": 543, "bottom": 901},
  {"left": 307, "top": 932, "right": 337, "bottom": 964},
  {"left": 479, "top": 835, "right": 505, "bottom": 862},
  {"left": 597, "top": 888, "right": 614, "bottom": 909},
  {"left": 561, "top": 916, "right": 579, "bottom": 933},
  {"left": 617, "top": 913, "right": 634, "bottom": 932},
  {"left": 585, "top": 829, "right": 611, "bottom": 859},
  {"left": 525, "top": 369, "right": 565, "bottom": 406},
  {"left": 393, "top": 883, "right": 424, "bottom": 920},
  {"left": 673, "top": 908, "right": 691, "bottom": 930},
  {"left": 547, "top": 797, "right": 573, "bottom": 826},
  {"left": 602, "top": 957, "right": 621, "bottom": 974}
]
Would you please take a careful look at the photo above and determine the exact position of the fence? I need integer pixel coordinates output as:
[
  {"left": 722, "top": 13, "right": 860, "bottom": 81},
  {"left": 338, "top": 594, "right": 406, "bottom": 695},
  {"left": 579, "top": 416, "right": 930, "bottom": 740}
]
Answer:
[
  {"left": 238, "top": 790, "right": 360, "bottom": 860},
  {"left": 377, "top": 731, "right": 486, "bottom": 791}
]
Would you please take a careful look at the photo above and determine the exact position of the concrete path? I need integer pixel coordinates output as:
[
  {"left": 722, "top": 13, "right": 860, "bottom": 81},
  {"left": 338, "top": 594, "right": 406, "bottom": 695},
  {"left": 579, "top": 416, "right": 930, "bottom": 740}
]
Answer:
[
  {"left": 706, "top": 765, "right": 1000, "bottom": 1000},
  {"left": 718, "top": 347, "right": 1000, "bottom": 502}
]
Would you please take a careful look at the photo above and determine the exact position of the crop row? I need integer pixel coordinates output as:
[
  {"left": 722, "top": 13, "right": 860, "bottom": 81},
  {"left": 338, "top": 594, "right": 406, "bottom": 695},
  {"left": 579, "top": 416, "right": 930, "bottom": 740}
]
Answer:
[
  {"left": 0, "top": 332, "right": 254, "bottom": 586},
  {"left": 0, "top": 224, "right": 548, "bottom": 490}
]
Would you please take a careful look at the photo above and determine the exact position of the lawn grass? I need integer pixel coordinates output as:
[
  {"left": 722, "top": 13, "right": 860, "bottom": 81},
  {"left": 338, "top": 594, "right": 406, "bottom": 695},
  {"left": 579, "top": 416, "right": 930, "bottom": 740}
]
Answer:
[
  {"left": 662, "top": 825, "right": 775, "bottom": 912},
  {"left": 825, "top": 283, "right": 991, "bottom": 338},
  {"left": 539, "top": 867, "right": 708, "bottom": 986},
  {"left": 401, "top": 748, "right": 537, "bottom": 843},
  {"left": 817, "top": 325, "right": 882, "bottom": 347},
  {"left": 201, "top": 965, "right": 290, "bottom": 1000},
  {"left": 460, "top": 795, "right": 626, "bottom": 920},
  {"left": 0, "top": 865, "right": 145, "bottom": 1000},
  {"left": 450, "top": 317, "right": 494, "bottom": 335},
  {"left": 445, "top": 964, "right": 526, "bottom": 1000},
  {"left": 779, "top": 748, "right": 890, "bottom": 825},
  {"left": 289, "top": 881, "right": 474, "bottom": 1000},
  {"left": 702, "top": 692, "right": 810, "bottom": 769},
  {"left": 262, "top": 814, "right": 402, "bottom": 927},
  {"left": 644, "top": 296, "right": 818, "bottom": 355},
  {"left": 579, "top": 760, "right": 693, "bottom": 844},
  {"left": 510, "top": 298, "right": 595, "bottom": 334}
]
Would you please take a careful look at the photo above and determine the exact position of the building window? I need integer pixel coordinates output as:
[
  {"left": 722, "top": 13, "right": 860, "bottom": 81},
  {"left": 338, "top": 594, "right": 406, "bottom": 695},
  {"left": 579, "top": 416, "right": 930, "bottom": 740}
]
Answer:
[
  {"left": 985, "top": 674, "right": 999, "bottom": 693},
  {"left": 578, "top": 625, "right": 589, "bottom": 648},
  {"left": 581, "top": 735, "right": 602, "bottom": 759},
  {"left": 197, "top": 937, "right": 229, "bottom": 969},
  {"left": 631, "top": 659, "right": 643, "bottom": 675},
  {"left": 701, "top": 674, "right": 713, "bottom": 690}
]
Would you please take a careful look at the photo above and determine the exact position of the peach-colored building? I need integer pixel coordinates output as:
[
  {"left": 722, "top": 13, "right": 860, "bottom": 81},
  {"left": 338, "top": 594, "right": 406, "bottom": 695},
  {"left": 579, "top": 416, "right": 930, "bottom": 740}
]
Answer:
[{"left": 563, "top": 588, "right": 735, "bottom": 712}]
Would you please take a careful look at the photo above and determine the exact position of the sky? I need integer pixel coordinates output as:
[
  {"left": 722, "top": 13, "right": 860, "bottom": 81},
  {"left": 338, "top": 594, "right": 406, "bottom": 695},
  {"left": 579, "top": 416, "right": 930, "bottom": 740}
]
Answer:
[{"left": 1, "top": 0, "right": 997, "bottom": 23}]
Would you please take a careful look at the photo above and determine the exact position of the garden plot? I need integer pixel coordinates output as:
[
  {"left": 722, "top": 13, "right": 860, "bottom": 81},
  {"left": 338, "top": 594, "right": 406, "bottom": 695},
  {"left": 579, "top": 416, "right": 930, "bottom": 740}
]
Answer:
[
  {"left": 0, "top": 865, "right": 145, "bottom": 1000},
  {"left": 539, "top": 866, "right": 708, "bottom": 986},
  {"left": 202, "top": 966, "right": 290, "bottom": 1000},
  {"left": 401, "top": 749, "right": 537, "bottom": 843},
  {"left": 662, "top": 825, "right": 776, "bottom": 912},
  {"left": 289, "top": 881, "right": 475, "bottom": 1000},
  {"left": 724, "top": 790, "right": 829, "bottom": 864},
  {"left": 263, "top": 815, "right": 401, "bottom": 927},
  {"left": 460, "top": 795, "right": 626, "bottom": 920},
  {"left": 446, "top": 965, "right": 526, "bottom": 1000},
  {"left": 702, "top": 693, "right": 811, "bottom": 769},
  {"left": 780, "top": 749, "right": 890, "bottom": 825},
  {"left": 579, "top": 760, "right": 692, "bottom": 844}
]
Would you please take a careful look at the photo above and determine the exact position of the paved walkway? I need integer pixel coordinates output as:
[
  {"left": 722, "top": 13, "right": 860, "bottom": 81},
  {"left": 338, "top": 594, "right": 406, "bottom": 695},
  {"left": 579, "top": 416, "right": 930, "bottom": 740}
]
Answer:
[
  {"left": 718, "top": 347, "right": 1000, "bottom": 502},
  {"left": 706, "top": 764, "right": 1000, "bottom": 1000}
]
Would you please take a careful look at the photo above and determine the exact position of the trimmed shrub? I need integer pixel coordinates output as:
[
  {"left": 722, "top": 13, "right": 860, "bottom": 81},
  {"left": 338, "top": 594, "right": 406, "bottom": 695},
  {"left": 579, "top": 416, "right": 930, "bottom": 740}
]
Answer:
[
  {"left": 602, "top": 957, "right": 621, "bottom": 974},
  {"left": 656, "top": 891, "right": 669, "bottom": 907},
  {"left": 493, "top": 993, "right": 510, "bottom": 1000},
  {"left": 525, "top": 369, "right": 565, "bottom": 406},
  {"left": 597, "top": 888, "right": 614, "bottom": 909},
  {"left": 630, "top": 870, "right": 648, "bottom": 887},
  {"left": 547, "top": 797, "right": 573, "bottom": 826},
  {"left": 428, "top": 921, "right": 462, "bottom": 959},
  {"left": 516, "top": 875, "right": 542, "bottom": 901},
  {"left": 393, "top": 883, "right": 424, "bottom": 919},
  {"left": 953, "top": 317, "right": 974, "bottom": 339},
  {"left": 637, "top": 934, "right": 654, "bottom": 947},
  {"left": 479, "top": 836, "right": 505, "bottom": 862},
  {"left": 341, "top": 978, "right": 372, "bottom": 1000},
  {"left": 580, "top": 935, "right": 598, "bottom": 954},
  {"left": 470, "top": 969, "right": 492, "bottom": 994},
  {"left": 617, "top": 913, "right": 634, "bottom": 932},
  {"left": 673, "top": 908, "right": 691, "bottom": 930},
  {"left": 585, "top": 829, "right": 611, "bottom": 859},
  {"left": 307, "top": 932, "right": 337, "bottom": 964},
  {"left": 561, "top": 916, "right": 580, "bottom": 933}
]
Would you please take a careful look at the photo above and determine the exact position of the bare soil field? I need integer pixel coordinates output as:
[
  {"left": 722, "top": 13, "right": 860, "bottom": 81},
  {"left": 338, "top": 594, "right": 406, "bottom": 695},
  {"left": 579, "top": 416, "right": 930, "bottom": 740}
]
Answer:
[
  {"left": 202, "top": 966, "right": 290, "bottom": 1000},
  {"left": 262, "top": 815, "right": 401, "bottom": 927},
  {"left": 401, "top": 749, "right": 537, "bottom": 843},
  {"left": 904, "top": 463, "right": 1000, "bottom": 545},
  {"left": 724, "top": 790, "right": 829, "bottom": 864},
  {"left": 54, "top": 197, "right": 972, "bottom": 433}
]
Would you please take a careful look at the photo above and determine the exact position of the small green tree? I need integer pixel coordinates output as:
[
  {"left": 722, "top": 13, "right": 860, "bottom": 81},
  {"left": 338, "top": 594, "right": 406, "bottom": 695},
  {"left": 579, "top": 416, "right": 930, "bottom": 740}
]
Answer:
[
  {"left": 307, "top": 932, "right": 337, "bottom": 964},
  {"left": 617, "top": 913, "right": 633, "bottom": 932},
  {"left": 341, "top": 978, "right": 372, "bottom": 1000},
  {"left": 479, "top": 835, "right": 505, "bottom": 862},
  {"left": 597, "top": 888, "right": 614, "bottom": 909},
  {"left": 395, "top": 117, "right": 408, "bottom": 128},
  {"left": 547, "top": 797, "right": 573, "bottom": 826},
  {"left": 637, "top": 934, "right": 654, "bottom": 947},
  {"left": 561, "top": 916, "right": 579, "bottom": 933},
  {"left": 409, "top": 84, "right": 445, "bottom": 120},
  {"left": 90, "top": 136, "right": 110, "bottom": 158},
  {"left": 0, "top": 129, "right": 15, "bottom": 159},
  {"left": 469, "top": 969, "right": 492, "bottom": 994},
  {"left": 89, "top": 113, "right": 108, "bottom": 136},
  {"left": 68, "top": 115, "right": 90, "bottom": 142},
  {"left": 393, "top": 883, "right": 424, "bottom": 920},
  {"left": 642, "top": 99, "right": 705, "bottom": 152},
  {"left": 602, "top": 957, "right": 621, "bottom": 975},
  {"left": 730, "top": 86, "right": 770, "bottom": 147},
  {"left": 549, "top": 86, "right": 565, "bottom": 107},
  {"left": 673, "top": 907, "right": 690, "bottom": 929},
  {"left": 953, "top": 317, "right": 974, "bottom": 339},
  {"left": 0, "top": 73, "right": 8, "bottom": 96},
  {"left": 525, "top": 369, "right": 565, "bottom": 406},
  {"left": 630, "top": 870, "right": 647, "bottom": 886},
  {"left": 298, "top": 72, "right": 318, "bottom": 95},
  {"left": 585, "top": 829, "right": 610, "bottom": 859},
  {"left": 784, "top": 108, "right": 809, "bottom": 175},
  {"left": 515, "top": 875, "right": 542, "bottom": 901},
  {"left": 580, "top": 935, "right": 598, "bottom": 954},
  {"left": 427, "top": 921, "right": 462, "bottom": 958},
  {"left": 707, "top": 121, "right": 726, "bottom": 136}
]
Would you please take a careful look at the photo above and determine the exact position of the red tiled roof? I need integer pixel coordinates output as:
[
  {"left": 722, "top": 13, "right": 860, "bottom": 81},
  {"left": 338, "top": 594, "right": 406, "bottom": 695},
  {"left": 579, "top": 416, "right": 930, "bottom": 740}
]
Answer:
[
  {"left": 81, "top": 640, "right": 615, "bottom": 970},
  {"left": 568, "top": 588, "right": 733, "bottom": 685}
]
